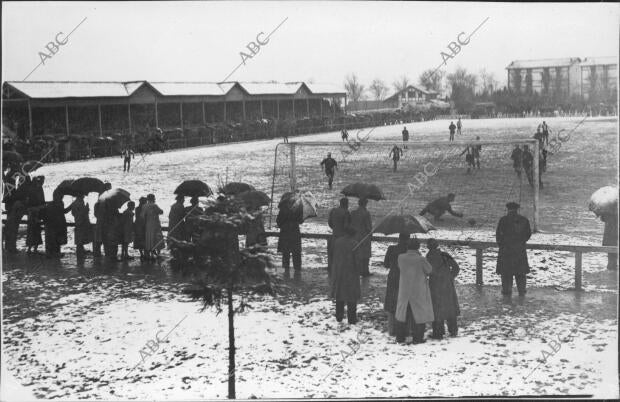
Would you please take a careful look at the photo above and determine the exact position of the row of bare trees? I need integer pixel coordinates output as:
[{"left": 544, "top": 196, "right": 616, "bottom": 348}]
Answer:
[{"left": 344, "top": 68, "right": 499, "bottom": 103}]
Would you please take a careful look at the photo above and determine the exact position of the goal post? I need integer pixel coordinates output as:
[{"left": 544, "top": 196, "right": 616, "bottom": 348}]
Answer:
[{"left": 269, "top": 139, "right": 539, "bottom": 232}]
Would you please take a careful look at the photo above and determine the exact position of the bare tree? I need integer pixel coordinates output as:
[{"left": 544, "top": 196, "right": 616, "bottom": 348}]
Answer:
[
  {"left": 479, "top": 69, "right": 498, "bottom": 95},
  {"left": 369, "top": 78, "right": 388, "bottom": 100},
  {"left": 344, "top": 73, "right": 365, "bottom": 103},
  {"left": 418, "top": 69, "right": 445, "bottom": 93},
  {"left": 392, "top": 75, "right": 410, "bottom": 93}
]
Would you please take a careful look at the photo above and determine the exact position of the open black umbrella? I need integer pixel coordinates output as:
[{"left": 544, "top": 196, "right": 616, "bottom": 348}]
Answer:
[
  {"left": 53, "top": 179, "right": 79, "bottom": 198},
  {"left": 342, "top": 182, "right": 385, "bottom": 201},
  {"left": 71, "top": 177, "right": 106, "bottom": 195},
  {"left": 175, "top": 180, "right": 212, "bottom": 197},
  {"left": 99, "top": 188, "right": 131, "bottom": 209},
  {"left": 220, "top": 182, "right": 255, "bottom": 195},
  {"left": 236, "top": 190, "right": 270, "bottom": 210},
  {"left": 375, "top": 214, "right": 436, "bottom": 235},
  {"left": 279, "top": 191, "right": 318, "bottom": 221}
]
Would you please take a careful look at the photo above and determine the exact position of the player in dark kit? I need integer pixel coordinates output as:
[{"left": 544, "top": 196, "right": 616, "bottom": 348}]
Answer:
[
  {"left": 320, "top": 152, "right": 338, "bottom": 189},
  {"left": 510, "top": 145, "right": 523, "bottom": 178},
  {"left": 389, "top": 145, "right": 403, "bottom": 172},
  {"left": 449, "top": 122, "right": 456, "bottom": 141},
  {"left": 402, "top": 126, "right": 409, "bottom": 149},
  {"left": 420, "top": 193, "right": 464, "bottom": 221}
]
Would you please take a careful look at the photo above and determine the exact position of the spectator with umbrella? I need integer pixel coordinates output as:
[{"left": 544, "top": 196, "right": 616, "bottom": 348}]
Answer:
[
  {"left": 237, "top": 190, "right": 270, "bottom": 248},
  {"left": 383, "top": 232, "right": 410, "bottom": 336},
  {"left": 168, "top": 194, "right": 187, "bottom": 243},
  {"left": 330, "top": 226, "right": 361, "bottom": 325},
  {"left": 93, "top": 182, "right": 112, "bottom": 257},
  {"left": 396, "top": 238, "right": 434, "bottom": 344},
  {"left": 184, "top": 196, "right": 205, "bottom": 243},
  {"left": 276, "top": 194, "right": 305, "bottom": 272},
  {"left": 98, "top": 187, "right": 129, "bottom": 260},
  {"left": 426, "top": 238, "right": 460, "bottom": 339},
  {"left": 350, "top": 197, "right": 373, "bottom": 277},
  {"left": 69, "top": 193, "right": 92, "bottom": 257},
  {"left": 142, "top": 193, "right": 164, "bottom": 261},
  {"left": 328, "top": 197, "right": 351, "bottom": 273},
  {"left": 134, "top": 197, "right": 147, "bottom": 260},
  {"left": 40, "top": 192, "right": 70, "bottom": 258},
  {"left": 25, "top": 176, "right": 45, "bottom": 253}
]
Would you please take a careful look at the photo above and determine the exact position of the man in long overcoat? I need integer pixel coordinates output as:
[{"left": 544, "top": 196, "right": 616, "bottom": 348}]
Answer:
[
  {"left": 327, "top": 197, "right": 350, "bottom": 273},
  {"left": 601, "top": 210, "right": 618, "bottom": 271},
  {"left": 396, "top": 238, "right": 434, "bottom": 344},
  {"left": 168, "top": 195, "right": 186, "bottom": 243},
  {"left": 276, "top": 201, "right": 303, "bottom": 271},
  {"left": 330, "top": 226, "right": 361, "bottom": 324},
  {"left": 350, "top": 197, "right": 372, "bottom": 277},
  {"left": 496, "top": 202, "right": 531, "bottom": 297},
  {"left": 383, "top": 232, "right": 409, "bottom": 336},
  {"left": 426, "top": 238, "right": 460, "bottom": 338}
]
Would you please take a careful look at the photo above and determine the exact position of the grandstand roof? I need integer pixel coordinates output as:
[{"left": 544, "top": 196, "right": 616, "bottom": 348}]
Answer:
[
  {"left": 2, "top": 81, "right": 345, "bottom": 100},
  {"left": 580, "top": 56, "right": 617, "bottom": 67},
  {"left": 506, "top": 58, "right": 582, "bottom": 70}
]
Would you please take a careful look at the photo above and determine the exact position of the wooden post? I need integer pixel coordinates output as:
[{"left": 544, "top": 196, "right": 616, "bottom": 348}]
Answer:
[
  {"left": 155, "top": 101, "right": 159, "bottom": 128},
  {"left": 223, "top": 102, "right": 227, "bottom": 122},
  {"left": 97, "top": 104, "right": 103, "bottom": 137},
  {"left": 179, "top": 103, "right": 184, "bottom": 130},
  {"left": 575, "top": 251, "right": 582, "bottom": 291},
  {"left": 65, "top": 104, "right": 70, "bottom": 136},
  {"left": 320, "top": 98, "right": 323, "bottom": 118},
  {"left": 533, "top": 140, "right": 539, "bottom": 231},
  {"left": 292, "top": 99, "right": 295, "bottom": 119},
  {"left": 344, "top": 95, "right": 347, "bottom": 114},
  {"left": 27, "top": 101, "right": 33, "bottom": 138},
  {"left": 306, "top": 98, "right": 310, "bottom": 118},
  {"left": 242, "top": 100, "right": 246, "bottom": 121},
  {"left": 260, "top": 100, "right": 264, "bottom": 119},
  {"left": 475, "top": 248, "right": 483, "bottom": 285},
  {"left": 290, "top": 143, "right": 296, "bottom": 192},
  {"left": 127, "top": 103, "right": 132, "bottom": 138},
  {"left": 276, "top": 100, "right": 280, "bottom": 120},
  {"left": 201, "top": 102, "right": 206, "bottom": 125}
]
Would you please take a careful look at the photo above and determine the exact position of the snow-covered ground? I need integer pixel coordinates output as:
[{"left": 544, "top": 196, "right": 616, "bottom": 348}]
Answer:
[{"left": 2, "top": 116, "right": 618, "bottom": 399}]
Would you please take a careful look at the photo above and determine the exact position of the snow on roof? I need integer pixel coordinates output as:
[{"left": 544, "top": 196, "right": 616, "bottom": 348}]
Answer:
[
  {"left": 580, "top": 56, "right": 617, "bottom": 67},
  {"left": 149, "top": 82, "right": 233, "bottom": 96},
  {"left": 3, "top": 81, "right": 345, "bottom": 99},
  {"left": 384, "top": 85, "right": 433, "bottom": 101},
  {"left": 506, "top": 58, "right": 581, "bottom": 70},
  {"left": 5, "top": 81, "right": 142, "bottom": 99}
]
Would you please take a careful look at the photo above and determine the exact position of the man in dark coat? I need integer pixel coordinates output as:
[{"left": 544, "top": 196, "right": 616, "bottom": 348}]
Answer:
[
  {"left": 330, "top": 226, "right": 361, "bottom": 324},
  {"left": 601, "top": 211, "right": 618, "bottom": 271},
  {"left": 276, "top": 201, "right": 303, "bottom": 271},
  {"left": 350, "top": 197, "right": 372, "bottom": 277},
  {"left": 383, "top": 232, "right": 409, "bottom": 336},
  {"left": 40, "top": 193, "right": 69, "bottom": 258},
  {"left": 426, "top": 238, "right": 460, "bottom": 339},
  {"left": 401, "top": 126, "right": 409, "bottom": 149},
  {"left": 168, "top": 195, "right": 186, "bottom": 243},
  {"left": 448, "top": 122, "right": 456, "bottom": 141},
  {"left": 510, "top": 146, "right": 523, "bottom": 178},
  {"left": 420, "top": 193, "right": 463, "bottom": 221},
  {"left": 496, "top": 202, "right": 531, "bottom": 297},
  {"left": 327, "top": 197, "right": 351, "bottom": 273}
]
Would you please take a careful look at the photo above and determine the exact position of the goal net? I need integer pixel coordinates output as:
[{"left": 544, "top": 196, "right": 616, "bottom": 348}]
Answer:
[{"left": 268, "top": 139, "right": 539, "bottom": 233}]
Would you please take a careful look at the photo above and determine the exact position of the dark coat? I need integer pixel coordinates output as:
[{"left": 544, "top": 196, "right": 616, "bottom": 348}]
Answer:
[
  {"left": 276, "top": 207, "right": 303, "bottom": 253},
  {"left": 427, "top": 249, "right": 460, "bottom": 320},
  {"left": 383, "top": 243, "right": 407, "bottom": 313},
  {"left": 120, "top": 209, "right": 134, "bottom": 244},
  {"left": 41, "top": 200, "right": 68, "bottom": 248},
  {"left": 133, "top": 205, "right": 146, "bottom": 249},
  {"left": 350, "top": 206, "right": 372, "bottom": 259},
  {"left": 168, "top": 202, "right": 186, "bottom": 241},
  {"left": 495, "top": 212, "right": 531, "bottom": 275},
  {"left": 330, "top": 235, "right": 361, "bottom": 302},
  {"left": 328, "top": 207, "right": 351, "bottom": 238},
  {"left": 71, "top": 199, "right": 92, "bottom": 246},
  {"left": 602, "top": 212, "right": 618, "bottom": 246}
]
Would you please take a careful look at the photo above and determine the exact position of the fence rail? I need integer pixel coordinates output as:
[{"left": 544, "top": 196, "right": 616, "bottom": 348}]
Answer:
[{"left": 3, "top": 214, "right": 616, "bottom": 292}]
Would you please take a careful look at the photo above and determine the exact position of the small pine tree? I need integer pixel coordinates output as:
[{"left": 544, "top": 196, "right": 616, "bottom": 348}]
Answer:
[{"left": 171, "top": 195, "right": 282, "bottom": 399}]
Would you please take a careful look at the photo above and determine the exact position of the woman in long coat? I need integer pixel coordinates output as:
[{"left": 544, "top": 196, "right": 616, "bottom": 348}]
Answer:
[
  {"left": 25, "top": 176, "right": 46, "bottom": 253},
  {"left": 142, "top": 193, "right": 164, "bottom": 260},
  {"left": 70, "top": 194, "right": 92, "bottom": 256},
  {"left": 276, "top": 201, "right": 303, "bottom": 271},
  {"left": 396, "top": 238, "right": 434, "bottom": 344},
  {"left": 426, "top": 239, "right": 460, "bottom": 338},
  {"left": 133, "top": 197, "right": 147, "bottom": 259},
  {"left": 383, "top": 232, "right": 409, "bottom": 335}
]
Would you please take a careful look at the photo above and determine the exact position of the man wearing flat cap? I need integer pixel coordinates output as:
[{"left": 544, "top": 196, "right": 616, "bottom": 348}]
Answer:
[{"left": 495, "top": 202, "right": 532, "bottom": 297}]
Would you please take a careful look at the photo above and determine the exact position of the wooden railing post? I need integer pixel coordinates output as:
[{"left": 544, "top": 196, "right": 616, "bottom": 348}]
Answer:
[
  {"left": 475, "top": 248, "right": 483, "bottom": 285},
  {"left": 575, "top": 251, "right": 583, "bottom": 291}
]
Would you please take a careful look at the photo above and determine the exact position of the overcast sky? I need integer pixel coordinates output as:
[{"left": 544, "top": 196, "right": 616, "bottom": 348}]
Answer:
[{"left": 2, "top": 1, "right": 618, "bottom": 91}]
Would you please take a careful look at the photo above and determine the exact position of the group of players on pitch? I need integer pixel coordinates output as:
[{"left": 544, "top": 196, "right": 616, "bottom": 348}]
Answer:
[{"left": 328, "top": 120, "right": 551, "bottom": 187}]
